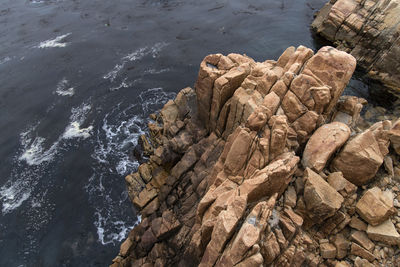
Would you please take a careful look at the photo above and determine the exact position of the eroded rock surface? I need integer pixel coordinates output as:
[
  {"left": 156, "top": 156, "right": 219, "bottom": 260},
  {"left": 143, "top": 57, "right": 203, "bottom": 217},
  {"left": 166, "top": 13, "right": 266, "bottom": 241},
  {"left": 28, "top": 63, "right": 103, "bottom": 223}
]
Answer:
[
  {"left": 312, "top": 0, "right": 400, "bottom": 92},
  {"left": 111, "top": 46, "right": 400, "bottom": 267}
]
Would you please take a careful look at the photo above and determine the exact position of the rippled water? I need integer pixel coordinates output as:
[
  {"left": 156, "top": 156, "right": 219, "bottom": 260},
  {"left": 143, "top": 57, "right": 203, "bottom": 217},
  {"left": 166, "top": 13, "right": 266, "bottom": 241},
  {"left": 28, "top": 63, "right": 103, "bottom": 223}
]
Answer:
[{"left": 0, "top": 0, "right": 385, "bottom": 266}]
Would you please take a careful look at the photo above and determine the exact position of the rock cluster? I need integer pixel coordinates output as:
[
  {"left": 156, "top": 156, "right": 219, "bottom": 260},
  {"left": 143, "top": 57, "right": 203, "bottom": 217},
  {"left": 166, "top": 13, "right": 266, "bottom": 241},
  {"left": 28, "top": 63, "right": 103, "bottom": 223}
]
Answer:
[
  {"left": 312, "top": 0, "right": 400, "bottom": 93},
  {"left": 111, "top": 46, "right": 400, "bottom": 267}
]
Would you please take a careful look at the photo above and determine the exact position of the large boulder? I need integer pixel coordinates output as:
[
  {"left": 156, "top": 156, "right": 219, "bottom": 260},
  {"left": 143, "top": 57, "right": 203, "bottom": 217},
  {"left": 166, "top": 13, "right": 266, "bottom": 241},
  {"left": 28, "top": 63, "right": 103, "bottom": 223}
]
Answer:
[
  {"left": 302, "top": 122, "right": 351, "bottom": 172},
  {"left": 331, "top": 122, "right": 390, "bottom": 185}
]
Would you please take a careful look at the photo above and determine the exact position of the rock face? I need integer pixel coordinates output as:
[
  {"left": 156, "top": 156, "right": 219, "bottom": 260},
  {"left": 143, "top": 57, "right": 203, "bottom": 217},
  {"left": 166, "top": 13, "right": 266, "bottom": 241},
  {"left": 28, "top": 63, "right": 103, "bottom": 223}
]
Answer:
[
  {"left": 356, "top": 187, "right": 395, "bottom": 226},
  {"left": 111, "top": 46, "right": 400, "bottom": 267},
  {"left": 312, "top": 0, "right": 400, "bottom": 92}
]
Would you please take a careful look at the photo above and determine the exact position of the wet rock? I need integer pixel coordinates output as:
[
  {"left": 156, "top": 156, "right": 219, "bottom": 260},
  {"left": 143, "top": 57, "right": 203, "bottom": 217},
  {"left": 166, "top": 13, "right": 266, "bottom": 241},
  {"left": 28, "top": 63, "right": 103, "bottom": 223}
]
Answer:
[
  {"left": 355, "top": 187, "right": 395, "bottom": 226},
  {"left": 302, "top": 122, "right": 351, "bottom": 172}
]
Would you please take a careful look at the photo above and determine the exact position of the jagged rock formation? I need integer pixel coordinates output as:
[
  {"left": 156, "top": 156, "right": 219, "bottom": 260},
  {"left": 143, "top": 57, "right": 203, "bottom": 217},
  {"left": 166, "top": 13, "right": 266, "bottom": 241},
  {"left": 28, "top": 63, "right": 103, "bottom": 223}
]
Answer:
[
  {"left": 312, "top": 0, "right": 400, "bottom": 93},
  {"left": 111, "top": 46, "right": 400, "bottom": 267}
]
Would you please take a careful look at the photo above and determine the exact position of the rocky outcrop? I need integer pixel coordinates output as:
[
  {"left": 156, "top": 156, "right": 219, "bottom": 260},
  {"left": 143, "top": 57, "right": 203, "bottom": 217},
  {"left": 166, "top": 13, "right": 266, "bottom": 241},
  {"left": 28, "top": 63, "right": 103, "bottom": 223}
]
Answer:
[
  {"left": 111, "top": 46, "right": 400, "bottom": 267},
  {"left": 312, "top": 0, "right": 400, "bottom": 93}
]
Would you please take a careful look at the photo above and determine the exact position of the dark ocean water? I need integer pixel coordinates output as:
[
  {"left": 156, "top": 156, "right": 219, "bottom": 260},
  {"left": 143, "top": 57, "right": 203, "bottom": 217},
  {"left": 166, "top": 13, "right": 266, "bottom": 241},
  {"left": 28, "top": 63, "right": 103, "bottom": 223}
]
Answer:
[{"left": 0, "top": 0, "right": 387, "bottom": 266}]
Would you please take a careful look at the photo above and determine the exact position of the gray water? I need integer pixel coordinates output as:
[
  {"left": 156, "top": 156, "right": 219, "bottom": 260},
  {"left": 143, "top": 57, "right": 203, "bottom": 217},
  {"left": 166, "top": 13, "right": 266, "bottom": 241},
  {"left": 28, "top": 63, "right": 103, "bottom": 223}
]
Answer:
[{"left": 0, "top": 0, "right": 384, "bottom": 266}]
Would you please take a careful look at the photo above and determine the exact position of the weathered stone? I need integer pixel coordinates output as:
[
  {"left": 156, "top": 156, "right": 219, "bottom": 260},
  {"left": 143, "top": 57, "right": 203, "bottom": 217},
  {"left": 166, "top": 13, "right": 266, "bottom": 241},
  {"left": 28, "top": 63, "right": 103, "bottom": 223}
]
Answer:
[
  {"left": 350, "top": 231, "right": 374, "bottom": 252},
  {"left": 312, "top": 0, "right": 400, "bottom": 92},
  {"left": 303, "top": 168, "right": 344, "bottom": 223},
  {"left": 356, "top": 187, "right": 395, "bottom": 226},
  {"left": 349, "top": 216, "right": 367, "bottom": 232},
  {"left": 389, "top": 118, "right": 400, "bottom": 154},
  {"left": 327, "top": 172, "right": 357, "bottom": 197},
  {"left": 350, "top": 243, "right": 376, "bottom": 262},
  {"left": 366, "top": 219, "right": 400, "bottom": 246},
  {"left": 332, "top": 233, "right": 349, "bottom": 259},
  {"left": 331, "top": 129, "right": 386, "bottom": 185},
  {"left": 133, "top": 186, "right": 158, "bottom": 210},
  {"left": 239, "top": 152, "right": 299, "bottom": 203},
  {"left": 320, "top": 243, "right": 336, "bottom": 259},
  {"left": 302, "top": 122, "right": 351, "bottom": 172},
  {"left": 284, "top": 185, "right": 297, "bottom": 208}
]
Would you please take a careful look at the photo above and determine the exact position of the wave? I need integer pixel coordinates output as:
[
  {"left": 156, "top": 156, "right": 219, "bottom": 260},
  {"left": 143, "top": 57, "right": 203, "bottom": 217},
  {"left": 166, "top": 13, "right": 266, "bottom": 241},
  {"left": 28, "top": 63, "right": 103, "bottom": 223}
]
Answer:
[{"left": 36, "top": 33, "right": 71, "bottom": 48}]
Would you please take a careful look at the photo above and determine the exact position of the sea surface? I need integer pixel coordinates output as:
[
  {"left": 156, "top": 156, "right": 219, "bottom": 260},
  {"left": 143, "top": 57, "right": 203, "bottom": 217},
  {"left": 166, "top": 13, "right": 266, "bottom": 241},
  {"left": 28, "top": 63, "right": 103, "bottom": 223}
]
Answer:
[{"left": 0, "top": 0, "right": 391, "bottom": 266}]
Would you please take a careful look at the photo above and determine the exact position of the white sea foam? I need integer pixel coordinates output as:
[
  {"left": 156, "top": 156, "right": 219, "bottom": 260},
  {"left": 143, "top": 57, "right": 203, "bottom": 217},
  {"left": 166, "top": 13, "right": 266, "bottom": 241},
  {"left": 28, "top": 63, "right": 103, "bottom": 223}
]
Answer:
[
  {"left": 62, "top": 103, "right": 93, "bottom": 139},
  {"left": 55, "top": 78, "right": 75, "bottom": 96},
  {"left": 109, "top": 77, "right": 134, "bottom": 91},
  {"left": 36, "top": 33, "right": 71, "bottom": 48},
  {"left": 0, "top": 184, "right": 31, "bottom": 214},
  {"left": 19, "top": 136, "right": 60, "bottom": 166},
  {"left": 0, "top": 56, "right": 11, "bottom": 65},
  {"left": 103, "top": 42, "right": 168, "bottom": 83},
  {"left": 87, "top": 87, "right": 175, "bottom": 245},
  {"left": 143, "top": 68, "right": 170, "bottom": 75}
]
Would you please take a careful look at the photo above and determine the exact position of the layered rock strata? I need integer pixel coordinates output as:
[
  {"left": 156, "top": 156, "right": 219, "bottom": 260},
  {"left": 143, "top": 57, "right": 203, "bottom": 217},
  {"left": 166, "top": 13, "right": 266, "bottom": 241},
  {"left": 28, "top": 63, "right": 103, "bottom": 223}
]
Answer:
[
  {"left": 111, "top": 46, "right": 400, "bottom": 267},
  {"left": 312, "top": 0, "right": 400, "bottom": 93}
]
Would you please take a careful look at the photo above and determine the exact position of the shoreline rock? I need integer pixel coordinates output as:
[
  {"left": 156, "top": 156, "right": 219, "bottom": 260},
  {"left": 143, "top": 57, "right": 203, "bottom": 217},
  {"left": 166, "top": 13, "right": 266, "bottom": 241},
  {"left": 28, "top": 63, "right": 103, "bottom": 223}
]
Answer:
[
  {"left": 312, "top": 0, "right": 400, "bottom": 94},
  {"left": 111, "top": 45, "right": 400, "bottom": 267}
]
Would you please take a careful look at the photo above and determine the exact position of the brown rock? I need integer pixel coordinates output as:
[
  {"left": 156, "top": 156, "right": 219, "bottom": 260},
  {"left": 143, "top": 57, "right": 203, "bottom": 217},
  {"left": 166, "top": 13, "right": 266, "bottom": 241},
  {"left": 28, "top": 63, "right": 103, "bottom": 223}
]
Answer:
[
  {"left": 269, "top": 115, "right": 289, "bottom": 160},
  {"left": 350, "top": 231, "right": 375, "bottom": 252},
  {"left": 133, "top": 186, "right": 158, "bottom": 210},
  {"left": 281, "top": 90, "right": 307, "bottom": 122},
  {"left": 366, "top": 219, "right": 400, "bottom": 246},
  {"left": 312, "top": 0, "right": 400, "bottom": 92},
  {"left": 389, "top": 118, "right": 400, "bottom": 154},
  {"left": 303, "top": 168, "right": 344, "bottom": 223},
  {"left": 195, "top": 54, "right": 225, "bottom": 130},
  {"left": 209, "top": 64, "right": 251, "bottom": 131},
  {"left": 355, "top": 187, "right": 395, "bottom": 226},
  {"left": 320, "top": 243, "right": 336, "bottom": 259},
  {"left": 350, "top": 243, "right": 376, "bottom": 262},
  {"left": 284, "top": 185, "right": 297, "bottom": 208},
  {"left": 332, "top": 233, "right": 350, "bottom": 259},
  {"left": 262, "top": 232, "right": 280, "bottom": 264},
  {"left": 119, "top": 238, "right": 132, "bottom": 257},
  {"left": 327, "top": 172, "right": 357, "bottom": 197},
  {"left": 302, "top": 122, "right": 351, "bottom": 172},
  {"left": 239, "top": 152, "right": 299, "bottom": 203},
  {"left": 331, "top": 129, "right": 386, "bottom": 185},
  {"left": 302, "top": 46, "right": 356, "bottom": 114},
  {"left": 349, "top": 216, "right": 367, "bottom": 231},
  {"left": 354, "top": 257, "right": 374, "bottom": 267}
]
